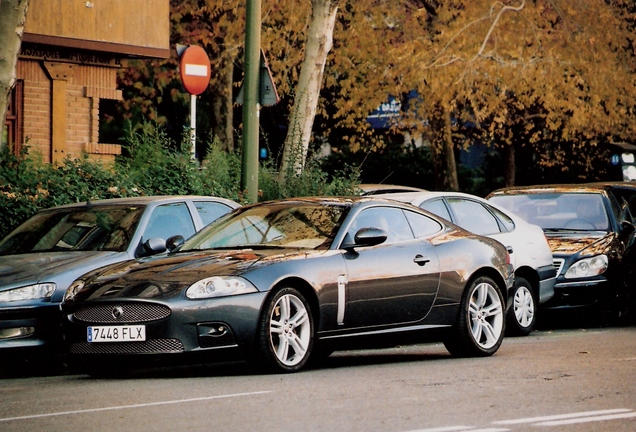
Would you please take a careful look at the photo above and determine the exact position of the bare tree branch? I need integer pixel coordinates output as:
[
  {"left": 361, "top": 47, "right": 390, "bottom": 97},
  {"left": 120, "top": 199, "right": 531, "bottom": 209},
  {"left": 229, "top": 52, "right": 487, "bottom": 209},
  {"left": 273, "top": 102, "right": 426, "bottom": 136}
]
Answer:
[{"left": 423, "top": 0, "right": 527, "bottom": 71}]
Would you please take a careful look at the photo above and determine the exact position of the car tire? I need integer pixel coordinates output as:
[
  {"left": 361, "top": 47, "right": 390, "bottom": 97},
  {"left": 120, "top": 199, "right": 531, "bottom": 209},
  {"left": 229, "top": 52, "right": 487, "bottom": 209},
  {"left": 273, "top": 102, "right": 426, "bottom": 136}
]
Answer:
[
  {"left": 599, "top": 280, "right": 635, "bottom": 328},
  {"left": 506, "top": 277, "right": 536, "bottom": 336},
  {"left": 255, "top": 287, "right": 314, "bottom": 373},
  {"left": 443, "top": 275, "right": 505, "bottom": 357},
  {"left": 307, "top": 344, "right": 334, "bottom": 368}
]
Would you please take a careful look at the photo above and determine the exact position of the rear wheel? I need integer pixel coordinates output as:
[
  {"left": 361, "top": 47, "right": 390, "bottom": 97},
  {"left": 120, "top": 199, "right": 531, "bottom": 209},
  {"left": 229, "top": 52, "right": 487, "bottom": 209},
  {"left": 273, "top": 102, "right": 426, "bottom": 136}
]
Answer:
[
  {"left": 255, "top": 287, "right": 314, "bottom": 373},
  {"left": 444, "top": 275, "right": 505, "bottom": 357},
  {"left": 507, "top": 277, "right": 536, "bottom": 336}
]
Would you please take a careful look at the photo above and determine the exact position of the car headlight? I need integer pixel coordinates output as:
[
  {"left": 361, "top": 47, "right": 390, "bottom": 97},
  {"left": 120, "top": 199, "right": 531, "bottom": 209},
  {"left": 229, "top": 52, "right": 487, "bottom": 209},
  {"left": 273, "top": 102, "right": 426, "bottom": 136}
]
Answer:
[
  {"left": 64, "top": 280, "right": 85, "bottom": 302},
  {"left": 186, "top": 276, "right": 258, "bottom": 299},
  {"left": 0, "top": 283, "right": 56, "bottom": 302},
  {"left": 564, "top": 255, "right": 608, "bottom": 279}
]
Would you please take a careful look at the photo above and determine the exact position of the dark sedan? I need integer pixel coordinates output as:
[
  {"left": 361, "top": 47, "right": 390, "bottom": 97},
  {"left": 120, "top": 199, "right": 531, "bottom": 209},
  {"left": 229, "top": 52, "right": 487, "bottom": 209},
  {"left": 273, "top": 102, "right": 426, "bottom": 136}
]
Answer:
[
  {"left": 0, "top": 195, "right": 239, "bottom": 368},
  {"left": 62, "top": 197, "right": 514, "bottom": 375},
  {"left": 488, "top": 182, "right": 636, "bottom": 325}
]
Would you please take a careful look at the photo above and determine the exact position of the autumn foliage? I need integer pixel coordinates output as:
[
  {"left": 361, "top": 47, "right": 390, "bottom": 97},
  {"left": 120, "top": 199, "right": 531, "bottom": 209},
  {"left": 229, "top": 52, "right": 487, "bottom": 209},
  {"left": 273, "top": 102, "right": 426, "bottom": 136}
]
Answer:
[{"left": 114, "top": 0, "right": 636, "bottom": 190}]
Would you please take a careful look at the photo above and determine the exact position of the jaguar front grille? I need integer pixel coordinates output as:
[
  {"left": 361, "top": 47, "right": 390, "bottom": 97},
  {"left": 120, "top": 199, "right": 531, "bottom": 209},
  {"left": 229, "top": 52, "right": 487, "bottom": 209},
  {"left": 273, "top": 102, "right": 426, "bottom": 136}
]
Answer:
[
  {"left": 73, "top": 303, "right": 171, "bottom": 324},
  {"left": 69, "top": 339, "right": 184, "bottom": 354}
]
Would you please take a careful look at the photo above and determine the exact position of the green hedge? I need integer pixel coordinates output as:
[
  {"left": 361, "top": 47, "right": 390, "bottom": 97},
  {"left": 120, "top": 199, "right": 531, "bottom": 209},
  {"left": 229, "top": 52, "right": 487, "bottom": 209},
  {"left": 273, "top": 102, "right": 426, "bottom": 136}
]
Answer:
[{"left": 0, "top": 125, "right": 360, "bottom": 239}]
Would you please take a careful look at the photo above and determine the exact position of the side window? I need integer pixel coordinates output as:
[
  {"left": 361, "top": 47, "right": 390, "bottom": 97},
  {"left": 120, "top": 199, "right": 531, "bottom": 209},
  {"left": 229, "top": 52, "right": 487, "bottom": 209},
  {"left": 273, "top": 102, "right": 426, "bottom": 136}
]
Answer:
[
  {"left": 419, "top": 198, "right": 452, "bottom": 221},
  {"left": 195, "top": 201, "right": 234, "bottom": 226},
  {"left": 609, "top": 190, "right": 636, "bottom": 223},
  {"left": 624, "top": 193, "right": 636, "bottom": 221},
  {"left": 490, "top": 206, "right": 515, "bottom": 232},
  {"left": 348, "top": 207, "right": 414, "bottom": 244},
  {"left": 447, "top": 198, "right": 501, "bottom": 235},
  {"left": 143, "top": 203, "right": 196, "bottom": 241},
  {"left": 404, "top": 210, "right": 443, "bottom": 238}
]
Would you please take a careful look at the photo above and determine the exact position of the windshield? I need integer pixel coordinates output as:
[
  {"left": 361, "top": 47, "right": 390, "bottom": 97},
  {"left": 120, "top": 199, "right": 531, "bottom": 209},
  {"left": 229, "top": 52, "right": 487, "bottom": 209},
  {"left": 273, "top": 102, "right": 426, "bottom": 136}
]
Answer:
[
  {"left": 180, "top": 202, "right": 349, "bottom": 251},
  {"left": 489, "top": 192, "right": 609, "bottom": 231},
  {"left": 0, "top": 205, "right": 145, "bottom": 255}
]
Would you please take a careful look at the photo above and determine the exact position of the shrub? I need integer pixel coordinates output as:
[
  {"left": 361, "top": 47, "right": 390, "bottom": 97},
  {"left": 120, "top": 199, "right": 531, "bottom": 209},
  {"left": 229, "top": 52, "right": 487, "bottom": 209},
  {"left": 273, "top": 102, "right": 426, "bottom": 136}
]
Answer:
[
  {"left": 0, "top": 123, "right": 360, "bottom": 239},
  {"left": 0, "top": 147, "right": 129, "bottom": 238},
  {"left": 258, "top": 140, "right": 360, "bottom": 201}
]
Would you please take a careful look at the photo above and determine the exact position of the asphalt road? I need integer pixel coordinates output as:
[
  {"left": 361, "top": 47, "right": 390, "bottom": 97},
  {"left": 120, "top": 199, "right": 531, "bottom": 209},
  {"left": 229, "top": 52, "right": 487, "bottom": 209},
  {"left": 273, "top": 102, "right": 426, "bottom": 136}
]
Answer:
[{"left": 1, "top": 326, "right": 635, "bottom": 432}]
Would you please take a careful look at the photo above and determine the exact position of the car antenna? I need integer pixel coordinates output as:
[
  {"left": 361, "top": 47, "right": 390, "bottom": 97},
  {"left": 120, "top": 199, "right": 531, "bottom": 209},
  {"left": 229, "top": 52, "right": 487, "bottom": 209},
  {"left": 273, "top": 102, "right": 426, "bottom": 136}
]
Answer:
[{"left": 379, "top": 172, "right": 393, "bottom": 184}]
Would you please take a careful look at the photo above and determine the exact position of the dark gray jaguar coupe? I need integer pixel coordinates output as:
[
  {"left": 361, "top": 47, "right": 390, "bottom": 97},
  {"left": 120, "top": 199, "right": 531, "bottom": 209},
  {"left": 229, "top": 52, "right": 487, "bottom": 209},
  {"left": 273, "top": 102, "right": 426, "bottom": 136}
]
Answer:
[{"left": 61, "top": 197, "right": 514, "bottom": 375}]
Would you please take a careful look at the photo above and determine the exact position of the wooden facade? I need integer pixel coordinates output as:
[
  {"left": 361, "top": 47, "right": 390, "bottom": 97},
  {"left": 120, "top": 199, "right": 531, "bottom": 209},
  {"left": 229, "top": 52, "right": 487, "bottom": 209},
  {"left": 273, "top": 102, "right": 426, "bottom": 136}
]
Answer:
[{"left": 6, "top": 0, "right": 170, "bottom": 163}]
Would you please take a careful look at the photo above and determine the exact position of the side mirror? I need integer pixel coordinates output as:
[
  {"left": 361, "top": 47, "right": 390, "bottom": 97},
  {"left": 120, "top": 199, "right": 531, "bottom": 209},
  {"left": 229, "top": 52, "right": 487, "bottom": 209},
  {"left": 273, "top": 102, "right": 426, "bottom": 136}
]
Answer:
[
  {"left": 166, "top": 235, "right": 185, "bottom": 251},
  {"left": 142, "top": 237, "right": 167, "bottom": 255},
  {"left": 342, "top": 227, "right": 387, "bottom": 249}
]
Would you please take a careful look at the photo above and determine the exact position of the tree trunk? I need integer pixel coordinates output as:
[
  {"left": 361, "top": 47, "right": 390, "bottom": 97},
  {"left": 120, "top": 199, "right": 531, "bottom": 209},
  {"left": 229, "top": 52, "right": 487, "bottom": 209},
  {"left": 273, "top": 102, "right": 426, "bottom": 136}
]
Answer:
[
  {"left": 278, "top": 0, "right": 338, "bottom": 182},
  {"left": 503, "top": 143, "right": 515, "bottom": 186},
  {"left": 441, "top": 106, "right": 459, "bottom": 191},
  {"left": 430, "top": 102, "right": 459, "bottom": 191},
  {"left": 0, "top": 0, "right": 29, "bottom": 151},
  {"left": 211, "top": 54, "right": 234, "bottom": 152}
]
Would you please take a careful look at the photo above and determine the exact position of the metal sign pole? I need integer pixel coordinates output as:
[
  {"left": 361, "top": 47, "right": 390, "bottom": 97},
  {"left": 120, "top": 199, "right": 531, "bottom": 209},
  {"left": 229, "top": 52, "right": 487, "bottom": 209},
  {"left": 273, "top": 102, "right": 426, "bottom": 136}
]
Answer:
[
  {"left": 241, "top": 0, "right": 261, "bottom": 203},
  {"left": 178, "top": 44, "right": 211, "bottom": 163},
  {"left": 190, "top": 94, "right": 197, "bottom": 160}
]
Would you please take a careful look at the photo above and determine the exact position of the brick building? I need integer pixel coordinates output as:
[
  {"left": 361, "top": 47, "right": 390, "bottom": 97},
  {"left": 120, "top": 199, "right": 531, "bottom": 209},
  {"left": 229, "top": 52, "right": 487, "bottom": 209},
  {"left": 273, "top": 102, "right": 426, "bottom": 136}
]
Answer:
[{"left": 3, "top": 0, "right": 169, "bottom": 163}]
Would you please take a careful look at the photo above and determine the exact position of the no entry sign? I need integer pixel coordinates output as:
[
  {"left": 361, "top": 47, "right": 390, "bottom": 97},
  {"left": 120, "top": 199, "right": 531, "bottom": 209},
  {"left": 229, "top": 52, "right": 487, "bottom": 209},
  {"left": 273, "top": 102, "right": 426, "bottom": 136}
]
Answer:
[{"left": 179, "top": 46, "right": 211, "bottom": 95}]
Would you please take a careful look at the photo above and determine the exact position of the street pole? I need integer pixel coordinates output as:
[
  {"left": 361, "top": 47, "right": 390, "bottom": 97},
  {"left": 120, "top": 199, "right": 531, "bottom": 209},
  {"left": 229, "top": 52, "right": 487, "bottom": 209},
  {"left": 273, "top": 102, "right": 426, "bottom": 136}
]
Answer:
[
  {"left": 241, "top": 0, "right": 261, "bottom": 203},
  {"left": 190, "top": 94, "right": 197, "bottom": 161}
]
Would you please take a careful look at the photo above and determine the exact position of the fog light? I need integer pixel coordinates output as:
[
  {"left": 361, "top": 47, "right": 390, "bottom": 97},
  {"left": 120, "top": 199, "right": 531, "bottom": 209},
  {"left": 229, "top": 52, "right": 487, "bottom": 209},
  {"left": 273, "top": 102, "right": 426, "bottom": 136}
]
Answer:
[
  {"left": 204, "top": 324, "right": 228, "bottom": 337},
  {"left": 0, "top": 327, "right": 35, "bottom": 340},
  {"left": 197, "top": 323, "right": 236, "bottom": 348}
]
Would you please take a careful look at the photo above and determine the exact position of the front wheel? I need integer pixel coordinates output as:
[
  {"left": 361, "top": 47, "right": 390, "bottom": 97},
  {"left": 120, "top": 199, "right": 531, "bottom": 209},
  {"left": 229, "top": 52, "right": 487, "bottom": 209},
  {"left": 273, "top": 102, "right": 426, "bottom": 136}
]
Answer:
[
  {"left": 255, "top": 287, "right": 314, "bottom": 373},
  {"left": 507, "top": 277, "right": 536, "bottom": 336},
  {"left": 444, "top": 276, "right": 505, "bottom": 357},
  {"left": 598, "top": 283, "right": 635, "bottom": 328}
]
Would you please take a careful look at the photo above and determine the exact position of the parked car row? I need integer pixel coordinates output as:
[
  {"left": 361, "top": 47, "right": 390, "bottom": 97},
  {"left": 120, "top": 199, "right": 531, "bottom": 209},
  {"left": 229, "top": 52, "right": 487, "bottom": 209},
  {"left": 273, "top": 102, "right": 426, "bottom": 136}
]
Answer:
[{"left": 1, "top": 182, "right": 634, "bottom": 376}]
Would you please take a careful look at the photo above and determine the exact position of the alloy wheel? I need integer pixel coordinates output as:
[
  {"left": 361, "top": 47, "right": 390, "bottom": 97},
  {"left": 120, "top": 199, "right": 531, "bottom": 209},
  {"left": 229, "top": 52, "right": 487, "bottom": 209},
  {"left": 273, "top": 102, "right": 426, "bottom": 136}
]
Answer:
[
  {"left": 469, "top": 281, "right": 504, "bottom": 349},
  {"left": 268, "top": 292, "right": 312, "bottom": 367}
]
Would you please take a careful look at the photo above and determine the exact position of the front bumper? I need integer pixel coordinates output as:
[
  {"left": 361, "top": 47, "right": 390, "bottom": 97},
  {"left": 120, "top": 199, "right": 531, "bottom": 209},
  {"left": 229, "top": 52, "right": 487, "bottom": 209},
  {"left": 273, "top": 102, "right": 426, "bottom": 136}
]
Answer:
[
  {"left": 61, "top": 292, "right": 268, "bottom": 368},
  {"left": 542, "top": 277, "right": 608, "bottom": 309},
  {"left": 0, "top": 303, "right": 63, "bottom": 356}
]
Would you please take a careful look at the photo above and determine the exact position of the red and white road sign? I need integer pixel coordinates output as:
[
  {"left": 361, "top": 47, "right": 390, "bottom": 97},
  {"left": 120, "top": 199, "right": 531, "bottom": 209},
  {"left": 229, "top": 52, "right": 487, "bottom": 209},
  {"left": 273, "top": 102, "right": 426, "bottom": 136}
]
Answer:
[{"left": 179, "top": 46, "right": 211, "bottom": 95}]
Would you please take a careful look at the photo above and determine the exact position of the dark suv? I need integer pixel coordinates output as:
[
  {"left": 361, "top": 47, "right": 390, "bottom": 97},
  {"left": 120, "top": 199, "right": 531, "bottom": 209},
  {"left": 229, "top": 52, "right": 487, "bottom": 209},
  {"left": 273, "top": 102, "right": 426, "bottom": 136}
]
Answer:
[{"left": 487, "top": 182, "right": 636, "bottom": 325}]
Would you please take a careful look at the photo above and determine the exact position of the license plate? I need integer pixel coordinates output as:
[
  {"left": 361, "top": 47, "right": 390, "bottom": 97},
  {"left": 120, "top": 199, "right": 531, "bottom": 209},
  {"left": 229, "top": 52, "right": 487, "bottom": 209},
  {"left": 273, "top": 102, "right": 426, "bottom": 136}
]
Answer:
[{"left": 87, "top": 325, "right": 146, "bottom": 342}]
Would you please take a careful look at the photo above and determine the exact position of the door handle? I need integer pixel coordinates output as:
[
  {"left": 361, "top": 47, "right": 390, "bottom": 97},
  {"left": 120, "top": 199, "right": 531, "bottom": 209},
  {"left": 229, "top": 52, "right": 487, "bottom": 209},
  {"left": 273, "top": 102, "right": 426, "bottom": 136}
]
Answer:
[{"left": 414, "top": 254, "right": 430, "bottom": 266}]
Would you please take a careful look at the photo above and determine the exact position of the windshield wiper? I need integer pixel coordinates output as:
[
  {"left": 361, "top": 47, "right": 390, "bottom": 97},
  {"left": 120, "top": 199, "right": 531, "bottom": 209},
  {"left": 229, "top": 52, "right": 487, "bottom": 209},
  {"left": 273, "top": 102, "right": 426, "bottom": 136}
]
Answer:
[
  {"left": 229, "top": 244, "right": 296, "bottom": 250},
  {"left": 178, "top": 244, "right": 294, "bottom": 253}
]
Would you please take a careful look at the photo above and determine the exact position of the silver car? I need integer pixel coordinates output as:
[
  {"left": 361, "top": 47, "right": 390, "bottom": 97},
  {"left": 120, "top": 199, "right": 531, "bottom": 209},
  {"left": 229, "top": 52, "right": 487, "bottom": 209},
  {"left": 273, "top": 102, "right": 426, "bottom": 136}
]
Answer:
[
  {"left": 0, "top": 195, "right": 239, "bottom": 369},
  {"left": 379, "top": 191, "right": 556, "bottom": 336}
]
